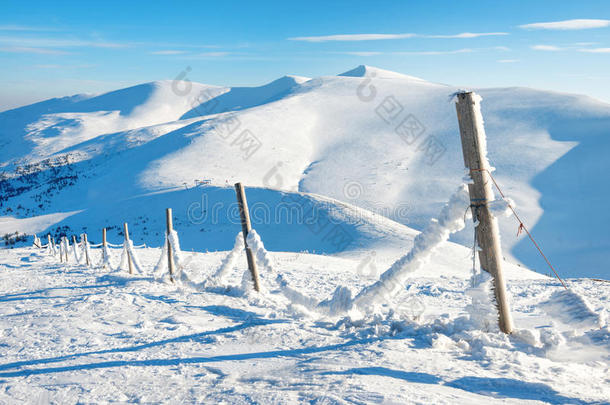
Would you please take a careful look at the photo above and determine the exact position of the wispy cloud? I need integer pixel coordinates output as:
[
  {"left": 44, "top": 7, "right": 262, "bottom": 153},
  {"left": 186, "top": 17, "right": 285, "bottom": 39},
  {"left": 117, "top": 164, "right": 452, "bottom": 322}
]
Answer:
[
  {"left": 289, "top": 33, "right": 417, "bottom": 42},
  {"left": 34, "top": 63, "right": 95, "bottom": 69},
  {"left": 150, "top": 50, "right": 186, "bottom": 55},
  {"left": 336, "top": 51, "right": 382, "bottom": 56},
  {"left": 394, "top": 48, "right": 473, "bottom": 55},
  {"left": 0, "top": 35, "right": 126, "bottom": 49},
  {"left": 497, "top": 59, "right": 519, "bottom": 63},
  {"left": 0, "top": 24, "right": 58, "bottom": 32},
  {"left": 520, "top": 19, "right": 610, "bottom": 30},
  {"left": 579, "top": 47, "right": 610, "bottom": 53},
  {"left": 531, "top": 45, "right": 563, "bottom": 51},
  {"left": 184, "top": 51, "right": 231, "bottom": 59},
  {"left": 336, "top": 46, "right": 507, "bottom": 56},
  {"left": 425, "top": 32, "right": 508, "bottom": 38},
  {"left": 0, "top": 46, "right": 70, "bottom": 55},
  {"left": 288, "top": 32, "right": 508, "bottom": 42},
  {"left": 531, "top": 44, "right": 610, "bottom": 53}
]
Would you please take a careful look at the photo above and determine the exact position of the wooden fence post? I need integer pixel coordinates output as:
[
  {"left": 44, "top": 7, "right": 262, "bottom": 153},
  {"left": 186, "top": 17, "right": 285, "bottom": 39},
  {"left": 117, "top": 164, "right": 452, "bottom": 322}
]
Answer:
[
  {"left": 123, "top": 223, "right": 134, "bottom": 274},
  {"left": 63, "top": 237, "right": 68, "bottom": 262},
  {"left": 47, "top": 234, "right": 52, "bottom": 249},
  {"left": 455, "top": 91, "right": 514, "bottom": 334},
  {"left": 101, "top": 228, "right": 108, "bottom": 267},
  {"left": 59, "top": 237, "right": 64, "bottom": 263},
  {"left": 72, "top": 235, "right": 77, "bottom": 262},
  {"left": 234, "top": 182, "right": 261, "bottom": 292},
  {"left": 83, "top": 233, "right": 90, "bottom": 266},
  {"left": 166, "top": 208, "right": 175, "bottom": 283}
]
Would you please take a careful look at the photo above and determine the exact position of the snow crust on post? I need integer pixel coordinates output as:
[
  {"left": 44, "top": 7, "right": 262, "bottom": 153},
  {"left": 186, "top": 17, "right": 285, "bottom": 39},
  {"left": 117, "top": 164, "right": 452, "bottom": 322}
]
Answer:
[
  {"left": 153, "top": 230, "right": 194, "bottom": 281},
  {"left": 99, "top": 243, "right": 112, "bottom": 269},
  {"left": 153, "top": 235, "right": 169, "bottom": 277},
  {"left": 83, "top": 235, "right": 92, "bottom": 267},
  {"left": 212, "top": 232, "right": 245, "bottom": 283},
  {"left": 352, "top": 184, "right": 471, "bottom": 313},
  {"left": 466, "top": 270, "right": 499, "bottom": 332},
  {"left": 72, "top": 240, "right": 81, "bottom": 264},
  {"left": 120, "top": 240, "right": 143, "bottom": 274}
]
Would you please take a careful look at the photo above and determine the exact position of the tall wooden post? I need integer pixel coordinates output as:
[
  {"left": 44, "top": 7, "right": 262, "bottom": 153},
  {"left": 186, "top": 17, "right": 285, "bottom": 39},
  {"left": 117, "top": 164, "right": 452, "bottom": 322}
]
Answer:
[
  {"left": 123, "top": 222, "right": 134, "bottom": 274},
  {"left": 47, "top": 234, "right": 52, "bottom": 249},
  {"left": 102, "top": 228, "right": 107, "bottom": 264},
  {"left": 166, "top": 208, "right": 175, "bottom": 283},
  {"left": 59, "top": 237, "right": 64, "bottom": 263},
  {"left": 234, "top": 183, "right": 261, "bottom": 292},
  {"left": 63, "top": 237, "right": 69, "bottom": 262},
  {"left": 83, "top": 233, "right": 90, "bottom": 266},
  {"left": 456, "top": 91, "right": 514, "bottom": 334},
  {"left": 72, "top": 235, "right": 77, "bottom": 261}
]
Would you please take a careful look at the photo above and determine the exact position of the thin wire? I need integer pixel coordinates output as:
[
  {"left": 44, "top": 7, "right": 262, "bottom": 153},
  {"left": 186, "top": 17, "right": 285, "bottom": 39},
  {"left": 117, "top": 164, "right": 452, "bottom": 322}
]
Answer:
[{"left": 470, "top": 168, "right": 568, "bottom": 290}]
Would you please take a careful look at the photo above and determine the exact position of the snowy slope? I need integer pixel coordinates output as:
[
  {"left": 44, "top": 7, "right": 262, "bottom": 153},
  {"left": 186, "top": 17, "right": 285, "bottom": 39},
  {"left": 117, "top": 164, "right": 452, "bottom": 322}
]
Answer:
[
  {"left": 0, "top": 246, "right": 607, "bottom": 403},
  {"left": 1, "top": 65, "right": 609, "bottom": 279}
]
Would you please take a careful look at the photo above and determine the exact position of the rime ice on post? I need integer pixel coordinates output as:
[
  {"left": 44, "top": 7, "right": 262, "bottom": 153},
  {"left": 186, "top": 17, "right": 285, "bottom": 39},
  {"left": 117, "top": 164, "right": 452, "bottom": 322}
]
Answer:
[{"left": 455, "top": 91, "right": 514, "bottom": 334}]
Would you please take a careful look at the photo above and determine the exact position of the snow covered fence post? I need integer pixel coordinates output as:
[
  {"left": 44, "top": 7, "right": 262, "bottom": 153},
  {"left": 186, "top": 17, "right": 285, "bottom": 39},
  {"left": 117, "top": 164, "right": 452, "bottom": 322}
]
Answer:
[
  {"left": 71, "top": 235, "right": 79, "bottom": 263},
  {"left": 63, "top": 237, "right": 69, "bottom": 262},
  {"left": 234, "top": 182, "right": 261, "bottom": 292},
  {"left": 166, "top": 208, "right": 176, "bottom": 283},
  {"left": 455, "top": 91, "right": 514, "bottom": 334},
  {"left": 123, "top": 223, "right": 134, "bottom": 275},
  {"left": 83, "top": 233, "right": 90, "bottom": 266},
  {"left": 59, "top": 238, "right": 64, "bottom": 263}
]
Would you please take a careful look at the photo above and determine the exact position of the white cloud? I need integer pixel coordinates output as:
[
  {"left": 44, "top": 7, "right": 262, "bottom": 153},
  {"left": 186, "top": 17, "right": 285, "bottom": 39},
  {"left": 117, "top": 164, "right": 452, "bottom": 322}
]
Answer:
[
  {"left": 394, "top": 48, "right": 473, "bottom": 55},
  {"left": 426, "top": 32, "right": 508, "bottom": 38},
  {"left": 0, "top": 35, "right": 126, "bottom": 48},
  {"left": 34, "top": 63, "right": 95, "bottom": 69},
  {"left": 579, "top": 47, "right": 610, "bottom": 53},
  {"left": 0, "top": 46, "right": 70, "bottom": 55},
  {"left": 497, "top": 59, "right": 519, "bottom": 63},
  {"left": 190, "top": 51, "right": 230, "bottom": 58},
  {"left": 150, "top": 50, "right": 186, "bottom": 55},
  {"left": 531, "top": 45, "right": 563, "bottom": 51},
  {"left": 520, "top": 19, "right": 610, "bottom": 30},
  {"left": 288, "top": 31, "right": 508, "bottom": 42},
  {"left": 337, "top": 51, "right": 382, "bottom": 56},
  {"left": 0, "top": 24, "right": 58, "bottom": 32},
  {"left": 288, "top": 33, "right": 417, "bottom": 42}
]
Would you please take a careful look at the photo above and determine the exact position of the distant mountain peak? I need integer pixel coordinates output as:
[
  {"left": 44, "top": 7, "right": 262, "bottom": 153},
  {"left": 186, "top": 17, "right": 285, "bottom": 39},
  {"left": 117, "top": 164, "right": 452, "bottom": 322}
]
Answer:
[{"left": 338, "top": 65, "right": 425, "bottom": 81}]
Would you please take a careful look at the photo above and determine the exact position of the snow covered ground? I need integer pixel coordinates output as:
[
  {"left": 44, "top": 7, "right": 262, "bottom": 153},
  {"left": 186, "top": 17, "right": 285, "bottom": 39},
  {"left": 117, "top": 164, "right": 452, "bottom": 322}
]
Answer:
[
  {"left": 1, "top": 65, "right": 609, "bottom": 403},
  {"left": 0, "top": 244, "right": 608, "bottom": 404}
]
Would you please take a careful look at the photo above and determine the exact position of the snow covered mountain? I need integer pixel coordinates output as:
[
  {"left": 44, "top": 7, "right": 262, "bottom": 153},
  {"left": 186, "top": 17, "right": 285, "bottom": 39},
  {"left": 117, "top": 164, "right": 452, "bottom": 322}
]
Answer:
[{"left": 1, "top": 65, "right": 609, "bottom": 279}]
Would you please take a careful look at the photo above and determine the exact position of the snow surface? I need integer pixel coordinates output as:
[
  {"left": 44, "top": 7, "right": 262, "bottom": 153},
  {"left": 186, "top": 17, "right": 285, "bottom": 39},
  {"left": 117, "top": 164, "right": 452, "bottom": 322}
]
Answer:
[
  {"left": 0, "top": 246, "right": 608, "bottom": 403},
  {"left": 0, "top": 65, "right": 609, "bottom": 402}
]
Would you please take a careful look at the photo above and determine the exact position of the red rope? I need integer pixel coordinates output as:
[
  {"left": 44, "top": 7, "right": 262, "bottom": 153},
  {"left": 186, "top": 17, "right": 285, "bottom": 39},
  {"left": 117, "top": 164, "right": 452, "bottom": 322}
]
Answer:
[{"left": 470, "top": 168, "right": 568, "bottom": 290}]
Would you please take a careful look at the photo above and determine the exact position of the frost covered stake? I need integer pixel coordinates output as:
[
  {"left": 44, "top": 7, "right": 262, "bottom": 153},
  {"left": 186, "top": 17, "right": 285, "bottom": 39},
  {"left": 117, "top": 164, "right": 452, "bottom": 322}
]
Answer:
[
  {"left": 123, "top": 223, "right": 134, "bottom": 274},
  {"left": 456, "top": 91, "right": 514, "bottom": 334},
  {"left": 166, "top": 208, "right": 176, "bottom": 283},
  {"left": 83, "top": 233, "right": 90, "bottom": 266},
  {"left": 234, "top": 183, "right": 261, "bottom": 292},
  {"left": 62, "top": 237, "right": 68, "bottom": 262}
]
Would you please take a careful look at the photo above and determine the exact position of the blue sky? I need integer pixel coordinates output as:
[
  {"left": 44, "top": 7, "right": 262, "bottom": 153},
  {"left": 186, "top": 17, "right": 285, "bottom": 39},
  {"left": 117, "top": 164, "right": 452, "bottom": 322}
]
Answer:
[{"left": 1, "top": 0, "right": 609, "bottom": 111}]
